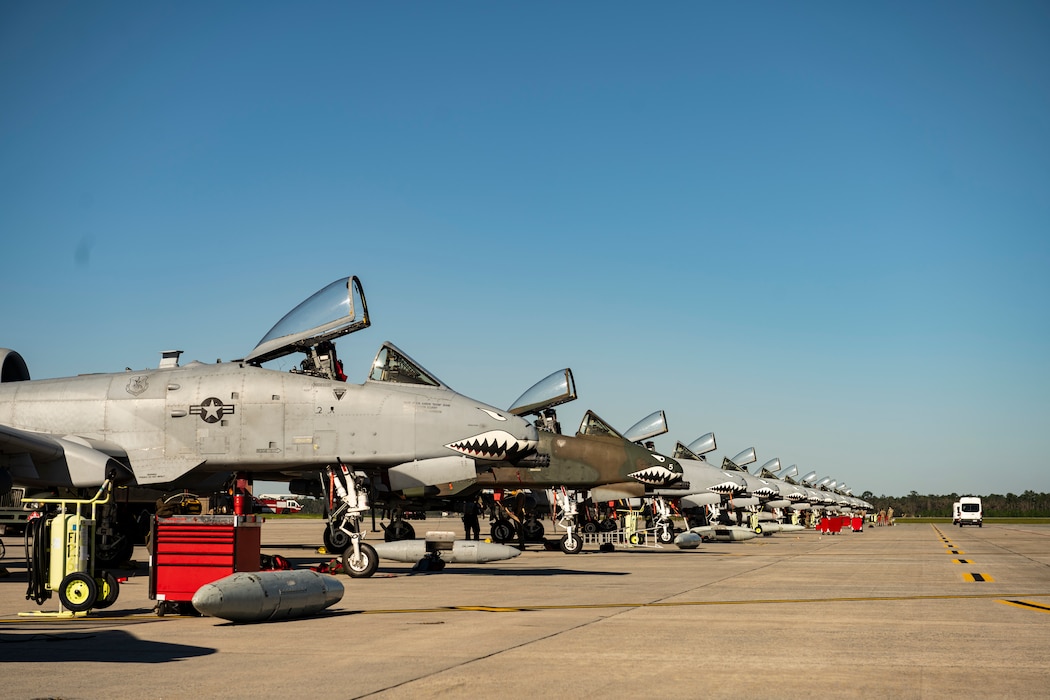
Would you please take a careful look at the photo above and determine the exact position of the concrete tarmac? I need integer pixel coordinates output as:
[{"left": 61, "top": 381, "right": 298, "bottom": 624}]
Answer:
[{"left": 1, "top": 519, "right": 1049, "bottom": 699}]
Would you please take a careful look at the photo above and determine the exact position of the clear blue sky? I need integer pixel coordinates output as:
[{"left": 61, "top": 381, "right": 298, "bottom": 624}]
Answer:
[{"left": 2, "top": 2, "right": 1048, "bottom": 498}]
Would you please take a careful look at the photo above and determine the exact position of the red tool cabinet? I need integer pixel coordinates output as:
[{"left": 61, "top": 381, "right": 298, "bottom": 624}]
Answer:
[{"left": 149, "top": 514, "right": 261, "bottom": 609}]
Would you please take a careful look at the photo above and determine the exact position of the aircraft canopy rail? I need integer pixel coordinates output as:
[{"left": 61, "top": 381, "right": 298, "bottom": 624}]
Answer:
[
  {"left": 508, "top": 369, "right": 577, "bottom": 417},
  {"left": 369, "top": 343, "right": 444, "bottom": 388},
  {"left": 245, "top": 276, "right": 370, "bottom": 365}
]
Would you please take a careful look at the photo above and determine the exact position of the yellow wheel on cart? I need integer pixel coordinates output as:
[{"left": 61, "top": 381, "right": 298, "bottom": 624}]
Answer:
[
  {"left": 94, "top": 571, "right": 120, "bottom": 609},
  {"left": 58, "top": 572, "right": 98, "bottom": 612}
]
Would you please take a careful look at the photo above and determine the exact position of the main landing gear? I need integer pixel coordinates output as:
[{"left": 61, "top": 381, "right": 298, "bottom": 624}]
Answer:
[{"left": 383, "top": 510, "right": 416, "bottom": 542}]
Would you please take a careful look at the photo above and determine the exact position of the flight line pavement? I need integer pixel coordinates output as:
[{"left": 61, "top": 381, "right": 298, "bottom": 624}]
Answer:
[{"left": 1, "top": 519, "right": 1048, "bottom": 699}]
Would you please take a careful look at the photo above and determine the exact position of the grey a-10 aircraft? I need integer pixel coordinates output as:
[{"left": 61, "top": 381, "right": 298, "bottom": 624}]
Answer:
[{"left": 0, "top": 276, "right": 540, "bottom": 574}]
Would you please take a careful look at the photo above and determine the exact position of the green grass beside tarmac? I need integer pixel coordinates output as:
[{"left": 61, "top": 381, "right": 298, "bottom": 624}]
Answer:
[{"left": 889, "top": 517, "right": 1050, "bottom": 524}]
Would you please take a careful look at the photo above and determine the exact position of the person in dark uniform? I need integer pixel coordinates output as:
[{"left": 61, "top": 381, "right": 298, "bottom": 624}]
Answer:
[{"left": 462, "top": 497, "right": 481, "bottom": 540}]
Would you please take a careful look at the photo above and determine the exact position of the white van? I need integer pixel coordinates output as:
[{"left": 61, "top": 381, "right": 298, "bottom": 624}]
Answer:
[{"left": 958, "top": 496, "right": 982, "bottom": 527}]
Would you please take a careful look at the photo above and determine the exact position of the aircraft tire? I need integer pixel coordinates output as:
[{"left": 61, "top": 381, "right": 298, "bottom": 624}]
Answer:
[
  {"left": 559, "top": 534, "right": 583, "bottom": 554},
  {"left": 384, "top": 521, "right": 416, "bottom": 541},
  {"left": 323, "top": 527, "right": 351, "bottom": 554},
  {"left": 582, "top": 521, "right": 598, "bottom": 534},
  {"left": 657, "top": 527, "right": 674, "bottom": 544},
  {"left": 95, "top": 519, "right": 135, "bottom": 567},
  {"left": 523, "top": 519, "right": 545, "bottom": 542},
  {"left": 59, "top": 572, "right": 98, "bottom": 612},
  {"left": 343, "top": 543, "right": 379, "bottom": 578},
  {"left": 490, "top": 520, "right": 515, "bottom": 543}
]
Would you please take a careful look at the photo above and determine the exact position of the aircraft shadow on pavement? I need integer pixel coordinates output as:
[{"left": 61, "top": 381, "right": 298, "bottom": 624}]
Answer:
[
  {"left": 387, "top": 566, "right": 629, "bottom": 577},
  {"left": 0, "top": 629, "right": 216, "bottom": 663},
  {"left": 266, "top": 553, "right": 633, "bottom": 578}
]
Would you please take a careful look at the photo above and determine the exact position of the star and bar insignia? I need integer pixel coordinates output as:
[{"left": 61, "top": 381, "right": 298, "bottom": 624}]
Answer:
[{"left": 190, "top": 397, "right": 236, "bottom": 423}]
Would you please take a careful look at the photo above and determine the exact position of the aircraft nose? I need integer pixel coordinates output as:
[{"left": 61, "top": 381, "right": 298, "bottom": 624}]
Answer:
[
  {"left": 628, "top": 452, "right": 683, "bottom": 486},
  {"left": 444, "top": 412, "right": 539, "bottom": 462}
]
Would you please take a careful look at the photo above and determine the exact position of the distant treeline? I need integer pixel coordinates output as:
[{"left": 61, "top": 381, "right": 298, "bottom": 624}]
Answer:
[{"left": 862, "top": 491, "right": 1050, "bottom": 518}]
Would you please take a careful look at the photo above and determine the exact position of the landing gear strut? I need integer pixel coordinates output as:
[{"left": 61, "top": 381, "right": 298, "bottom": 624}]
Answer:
[
  {"left": 651, "top": 496, "right": 675, "bottom": 544},
  {"left": 554, "top": 489, "right": 583, "bottom": 554},
  {"left": 321, "top": 463, "right": 379, "bottom": 578}
]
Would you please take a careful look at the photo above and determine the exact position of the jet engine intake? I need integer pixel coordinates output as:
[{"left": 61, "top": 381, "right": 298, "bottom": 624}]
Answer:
[{"left": 0, "top": 349, "right": 30, "bottom": 383}]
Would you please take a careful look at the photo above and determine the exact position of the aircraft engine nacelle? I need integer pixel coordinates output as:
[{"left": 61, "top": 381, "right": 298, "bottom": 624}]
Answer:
[{"left": 0, "top": 348, "right": 30, "bottom": 383}]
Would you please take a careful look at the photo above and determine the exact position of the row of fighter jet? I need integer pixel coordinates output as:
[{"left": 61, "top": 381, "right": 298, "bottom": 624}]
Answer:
[
  {"left": 469, "top": 393, "right": 871, "bottom": 558},
  {"left": 0, "top": 275, "right": 870, "bottom": 577}
]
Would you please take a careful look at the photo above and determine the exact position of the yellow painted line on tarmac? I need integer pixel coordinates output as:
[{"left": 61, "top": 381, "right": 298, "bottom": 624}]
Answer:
[
  {"left": 5, "top": 593, "right": 1048, "bottom": 623},
  {"left": 963, "top": 573, "right": 994, "bottom": 582},
  {"left": 952, "top": 559, "right": 971, "bottom": 564},
  {"left": 999, "top": 599, "right": 1050, "bottom": 614},
  {"left": 0, "top": 613, "right": 184, "bottom": 624},
  {"left": 350, "top": 592, "right": 1050, "bottom": 616}
]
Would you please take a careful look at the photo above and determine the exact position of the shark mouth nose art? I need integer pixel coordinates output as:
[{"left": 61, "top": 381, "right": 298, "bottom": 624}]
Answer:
[
  {"left": 629, "top": 466, "right": 677, "bottom": 485},
  {"left": 446, "top": 430, "right": 537, "bottom": 461},
  {"left": 710, "top": 481, "right": 746, "bottom": 495},
  {"left": 628, "top": 464, "right": 681, "bottom": 486}
]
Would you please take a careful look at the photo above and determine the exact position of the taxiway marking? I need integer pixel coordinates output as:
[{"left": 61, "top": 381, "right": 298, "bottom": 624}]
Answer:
[
  {"left": 963, "top": 573, "right": 994, "bottom": 582},
  {"left": 999, "top": 599, "right": 1050, "bottom": 614},
  {"left": 351, "top": 592, "right": 1047, "bottom": 616}
]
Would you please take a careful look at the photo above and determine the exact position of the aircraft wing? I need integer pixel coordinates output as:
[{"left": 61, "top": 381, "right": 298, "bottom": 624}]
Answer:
[{"left": 0, "top": 424, "right": 134, "bottom": 489}]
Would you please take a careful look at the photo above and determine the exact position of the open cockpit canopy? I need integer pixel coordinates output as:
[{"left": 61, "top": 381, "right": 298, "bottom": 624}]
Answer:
[
  {"left": 508, "top": 368, "right": 577, "bottom": 417},
  {"left": 622, "top": 410, "right": 668, "bottom": 444},
  {"left": 245, "top": 276, "right": 369, "bottom": 365}
]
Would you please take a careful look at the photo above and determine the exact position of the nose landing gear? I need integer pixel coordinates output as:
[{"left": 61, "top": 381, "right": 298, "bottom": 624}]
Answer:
[{"left": 321, "top": 463, "right": 378, "bottom": 578}]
